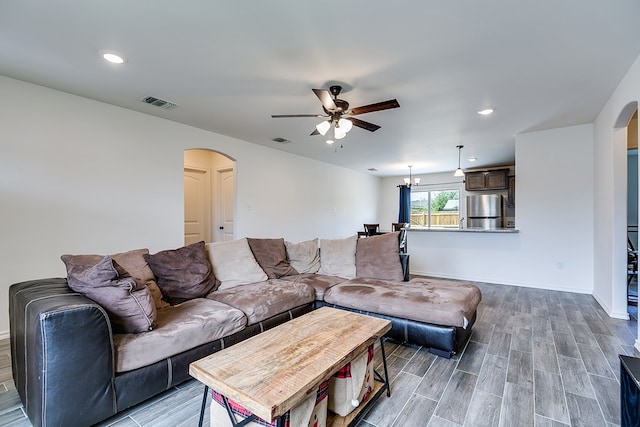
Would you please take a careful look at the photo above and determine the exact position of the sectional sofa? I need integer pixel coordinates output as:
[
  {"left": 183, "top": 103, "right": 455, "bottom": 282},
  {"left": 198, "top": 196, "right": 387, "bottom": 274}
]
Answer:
[{"left": 9, "top": 232, "right": 481, "bottom": 427}]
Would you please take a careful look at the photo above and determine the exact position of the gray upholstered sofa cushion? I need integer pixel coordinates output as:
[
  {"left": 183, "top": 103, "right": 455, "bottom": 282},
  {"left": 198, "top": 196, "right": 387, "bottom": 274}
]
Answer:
[
  {"left": 113, "top": 298, "right": 246, "bottom": 372},
  {"left": 277, "top": 273, "right": 346, "bottom": 300},
  {"left": 323, "top": 277, "right": 481, "bottom": 328},
  {"left": 207, "top": 280, "right": 315, "bottom": 325}
]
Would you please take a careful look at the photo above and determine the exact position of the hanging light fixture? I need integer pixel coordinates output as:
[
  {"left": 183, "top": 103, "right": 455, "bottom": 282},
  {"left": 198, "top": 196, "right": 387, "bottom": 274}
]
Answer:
[
  {"left": 454, "top": 145, "right": 465, "bottom": 177},
  {"left": 403, "top": 165, "right": 421, "bottom": 187}
]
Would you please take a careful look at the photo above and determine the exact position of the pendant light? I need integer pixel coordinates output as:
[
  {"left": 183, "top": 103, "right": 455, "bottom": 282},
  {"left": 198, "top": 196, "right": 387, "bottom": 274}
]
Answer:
[
  {"left": 403, "top": 165, "right": 421, "bottom": 187},
  {"left": 454, "top": 145, "right": 465, "bottom": 177}
]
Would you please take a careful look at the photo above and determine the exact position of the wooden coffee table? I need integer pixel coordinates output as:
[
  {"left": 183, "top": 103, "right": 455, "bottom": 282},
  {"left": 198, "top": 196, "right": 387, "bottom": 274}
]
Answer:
[{"left": 189, "top": 307, "right": 392, "bottom": 427}]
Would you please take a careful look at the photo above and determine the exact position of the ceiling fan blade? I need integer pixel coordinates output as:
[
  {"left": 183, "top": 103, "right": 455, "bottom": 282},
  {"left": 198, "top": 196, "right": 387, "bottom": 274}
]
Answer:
[
  {"left": 312, "top": 89, "right": 337, "bottom": 111},
  {"left": 348, "top": 99, "right": 400, "bottom": 115},
  {"left": 310, "top": 129, "right": 320, "bottom": 136},
  {"left": 271, "top": 114, "right": 327, "bottom": 118},
  {"left": 348, "top": 117, "right": 381, "bottom": 132}
]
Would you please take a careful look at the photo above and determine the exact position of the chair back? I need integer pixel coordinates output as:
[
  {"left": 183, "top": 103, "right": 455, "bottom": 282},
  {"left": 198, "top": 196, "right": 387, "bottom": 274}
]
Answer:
[
  {"left": 392, "top": 222, "right": 407, "bottom": 232},
  {"left": 363, "top": 223, "right": 380, "bottom": 236}
]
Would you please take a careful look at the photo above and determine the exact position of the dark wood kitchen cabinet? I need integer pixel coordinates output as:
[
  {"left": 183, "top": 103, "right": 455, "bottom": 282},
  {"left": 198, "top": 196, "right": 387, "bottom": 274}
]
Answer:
[
  {"left": 465, "top": 169, "right": 509, "bottom": 191},
  {"left": 507, "top": 175, "right": 515, "bottom": 207}
]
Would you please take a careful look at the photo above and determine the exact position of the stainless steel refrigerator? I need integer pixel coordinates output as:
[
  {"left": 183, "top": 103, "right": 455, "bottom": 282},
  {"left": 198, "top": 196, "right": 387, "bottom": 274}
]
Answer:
[{"left": 467, "top": 194, "right": 502, "bottom": 229}]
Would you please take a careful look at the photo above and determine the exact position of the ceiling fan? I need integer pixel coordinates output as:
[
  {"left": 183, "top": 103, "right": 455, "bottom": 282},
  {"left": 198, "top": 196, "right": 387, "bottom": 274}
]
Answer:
[{"left": 271, "top": 85, "right": 400, "bottom": 139}]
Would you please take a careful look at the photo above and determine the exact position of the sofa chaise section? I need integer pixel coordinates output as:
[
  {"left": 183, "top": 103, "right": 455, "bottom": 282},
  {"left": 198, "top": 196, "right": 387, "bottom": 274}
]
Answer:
[{"left": 321, "top": 277, "right": 481, "bottom": 358}]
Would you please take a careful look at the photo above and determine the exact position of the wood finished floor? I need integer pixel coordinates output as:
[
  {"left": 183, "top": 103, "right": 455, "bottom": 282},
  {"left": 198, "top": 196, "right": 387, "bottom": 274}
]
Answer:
[{"left": 1, "top": 281, "right": 638, "bottom": 426}]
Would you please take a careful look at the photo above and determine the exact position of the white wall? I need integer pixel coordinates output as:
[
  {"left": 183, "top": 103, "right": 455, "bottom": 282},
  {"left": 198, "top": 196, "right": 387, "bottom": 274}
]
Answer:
[
  {"left": 593, "top": 54, "right": 640, "bottom": 323},
  {"left": 0, "top": 75, "right": 381, "bottom": 336},
  {"left": 378, "top": 125, "right": 594, "bottom": 294}
]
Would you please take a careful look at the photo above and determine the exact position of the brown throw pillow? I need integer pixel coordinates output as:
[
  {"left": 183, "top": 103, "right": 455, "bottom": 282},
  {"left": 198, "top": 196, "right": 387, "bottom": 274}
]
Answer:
[
  {"left": 144, "top": 241, "right": 217, "bottom": 304},
  {"left": 247, "top": 238, "right": 298, "bottom": 278},
  {"left": 61, "top": 254, "right": 156, "bottom": 334},
  {"left": 355, "top": 231, "right": 404, "bottom": 281},
  {"left": 61, "top": 248, "right": 169, "bottom": 309}
]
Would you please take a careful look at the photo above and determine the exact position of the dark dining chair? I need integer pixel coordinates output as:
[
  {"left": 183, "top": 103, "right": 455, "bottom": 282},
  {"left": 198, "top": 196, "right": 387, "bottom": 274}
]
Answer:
[
  {"left": 392, "top": 222, "right": 408, "bottom": 252},
  {"left": 392, "top": 222, "right": 407, "bottom": 232},
  {"left": 363, "top": 224, "right": 380, "bottom": 236}
]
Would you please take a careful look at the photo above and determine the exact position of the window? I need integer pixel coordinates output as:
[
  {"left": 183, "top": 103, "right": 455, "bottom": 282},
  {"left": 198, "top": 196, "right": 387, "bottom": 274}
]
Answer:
[{"left": 410, "top": 188, "right": 460, "bottom": 228}]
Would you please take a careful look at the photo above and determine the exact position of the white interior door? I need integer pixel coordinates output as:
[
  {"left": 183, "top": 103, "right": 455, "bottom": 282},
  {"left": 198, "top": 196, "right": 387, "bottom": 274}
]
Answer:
[
  {"left": 219, "top": 168, "right": 235, "bottom": 241},
  {"left": 184, "top": 167, "right": 211, "bottom": 245}
]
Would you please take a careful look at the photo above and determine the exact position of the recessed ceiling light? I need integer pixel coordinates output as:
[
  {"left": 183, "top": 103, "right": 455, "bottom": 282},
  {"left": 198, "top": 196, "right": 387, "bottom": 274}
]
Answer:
[
  {"left": 477, "top": 108, "right": 494, "bottom": 116},
  {"left": 99, "top": 50, "right": 125, "bottom": 64},
  {"left": 467, "top": 157, "right": 478, "bottom": 162},
  {"left": 326, "top": 139, "right": 335, "bottom": 145}
]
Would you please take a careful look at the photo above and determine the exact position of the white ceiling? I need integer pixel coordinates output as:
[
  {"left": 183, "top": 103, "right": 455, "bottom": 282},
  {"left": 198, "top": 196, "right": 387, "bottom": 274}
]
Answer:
[{"left": 2, "top": 1, "right": 640, "bottom": 177}]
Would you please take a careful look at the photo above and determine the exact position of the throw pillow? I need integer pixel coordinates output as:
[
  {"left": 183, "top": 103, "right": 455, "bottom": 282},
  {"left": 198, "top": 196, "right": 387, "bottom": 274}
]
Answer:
[
  {"left": 318, "top": 235, "right": 357, "bottom": 279},
  {"left": 206, "top": 238, "right": 268, "bottom": 290},
  {"left": 61, "top": 254, "right": 156, "bottom": 334},
  {"left": 60, "top": 248, "right": 170, "bottom": 309},
  {"left": 285, "top": 238, "right": 320, "bottom": 274},
  {"left": 355, "top": 231, "right": 404, "bottom": 281},
  {"left": 144, "top": 241, "right": 217, "bottom": 304},
  {"left": 247, "top": 238, "right": 298, "bottom": 278}
]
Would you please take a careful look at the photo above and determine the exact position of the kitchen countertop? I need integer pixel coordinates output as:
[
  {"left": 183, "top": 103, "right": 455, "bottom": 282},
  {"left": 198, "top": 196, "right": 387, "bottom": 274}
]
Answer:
[{"left": 406, "top": 227, "right": 519, "bottom": 233}]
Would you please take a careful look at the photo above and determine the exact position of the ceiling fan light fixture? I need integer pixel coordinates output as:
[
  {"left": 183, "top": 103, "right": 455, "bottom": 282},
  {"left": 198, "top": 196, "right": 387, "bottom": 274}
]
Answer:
[
  {"left": 337, "top": 118, "right": 353, "bottom": 133},
  {"left": 334, "top": 126, "right": 347, "bottom": 140},
  {"left": 316, "top": 120, "right": 331, "bottom": 136}
]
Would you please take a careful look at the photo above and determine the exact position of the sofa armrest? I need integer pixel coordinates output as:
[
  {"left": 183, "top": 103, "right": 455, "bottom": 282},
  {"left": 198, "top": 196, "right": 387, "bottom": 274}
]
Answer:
[
  {"left": 9, "top": 278, "right": 117, "bottom": 427},
  {"left": 400, "top": 253, "right": 410, "bottom": 281}
]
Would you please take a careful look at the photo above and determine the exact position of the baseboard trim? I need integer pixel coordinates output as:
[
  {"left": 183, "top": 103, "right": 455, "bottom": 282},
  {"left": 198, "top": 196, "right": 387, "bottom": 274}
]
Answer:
[{"left": 409, "top": 270, "right": 592, "bottom": 294}]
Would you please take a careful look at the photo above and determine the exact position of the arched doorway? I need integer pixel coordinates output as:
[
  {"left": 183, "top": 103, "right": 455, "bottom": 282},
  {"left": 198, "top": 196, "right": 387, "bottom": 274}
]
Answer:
[
  {"left": 184, "top": 149, "right": 236, "bottom": 244},
  {"left": 611, "top": 101, "right": 638, "bottom": 318},
  {"left": 627, "top": 110, "right": 639, "bottom": 319}
]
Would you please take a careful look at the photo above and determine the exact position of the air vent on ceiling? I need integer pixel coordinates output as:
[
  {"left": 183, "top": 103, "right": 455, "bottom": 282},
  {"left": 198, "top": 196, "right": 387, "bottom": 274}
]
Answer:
[
  {"left": 272, "top": 137, "right": 291, "bottom": 144},
  {"left": 139, "top": 96, "right": 178, "bottom": 110}
]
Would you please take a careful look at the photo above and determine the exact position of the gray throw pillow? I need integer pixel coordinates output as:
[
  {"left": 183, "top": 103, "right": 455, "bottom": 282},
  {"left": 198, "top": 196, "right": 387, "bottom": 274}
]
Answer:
[
  {"left": 318, "top": 235, "right": 358, "bottom": 279},
  {"left": 61, "top": 254, "right": 156, "bottom": 334},
  {"left": 206, "top": 238, "right": 268, "bottom": 290},
  {"left": 285, "top": 239, "right": 320, "bottom": 274},
  {"left": 355, "top": 231, "right": 404, "bottom": 281},
  {"left": 144, "top": 241, "right": 217, "bottom": 304}
]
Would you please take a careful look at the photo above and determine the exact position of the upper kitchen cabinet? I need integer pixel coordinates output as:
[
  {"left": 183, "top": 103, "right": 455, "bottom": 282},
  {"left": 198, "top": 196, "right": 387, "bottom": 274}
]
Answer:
[{"left": 465, "top": 169, "right": 509, "bottom": 191}]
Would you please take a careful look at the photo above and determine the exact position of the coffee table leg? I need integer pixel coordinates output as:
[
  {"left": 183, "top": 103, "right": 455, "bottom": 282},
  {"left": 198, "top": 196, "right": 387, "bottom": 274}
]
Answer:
[
  {"left": 198, "top": 385, "right": 209, "bottom": 427},
  {"left": 380, "top": 338, "right": 391, "bottom": 397}
]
